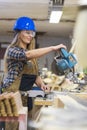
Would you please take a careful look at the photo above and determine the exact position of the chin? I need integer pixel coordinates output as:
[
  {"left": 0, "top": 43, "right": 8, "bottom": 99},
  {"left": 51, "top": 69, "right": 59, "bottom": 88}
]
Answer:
[{"left": 27, "top": 41, "right": 31, "bottom": 44}]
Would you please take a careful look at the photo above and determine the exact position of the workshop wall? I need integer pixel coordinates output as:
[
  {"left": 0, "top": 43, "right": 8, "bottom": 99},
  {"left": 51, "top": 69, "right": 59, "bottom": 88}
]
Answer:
[{"left": 37, "top": 35, "right": 71, "bottom": 71}]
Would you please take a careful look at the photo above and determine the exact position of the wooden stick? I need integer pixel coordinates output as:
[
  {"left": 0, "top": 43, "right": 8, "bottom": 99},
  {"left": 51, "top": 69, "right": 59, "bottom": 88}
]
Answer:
[
  {"left": 69, "top": 41, "right": 77, "bottom": 53},
  {"left": 35, "top": 105, "right": 45, "bottom": 122}
]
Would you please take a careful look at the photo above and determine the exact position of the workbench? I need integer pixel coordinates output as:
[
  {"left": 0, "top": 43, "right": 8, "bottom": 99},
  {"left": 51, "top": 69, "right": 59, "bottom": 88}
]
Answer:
[{"left": 31, "top": 91, "right": 87, "bottom": 122}]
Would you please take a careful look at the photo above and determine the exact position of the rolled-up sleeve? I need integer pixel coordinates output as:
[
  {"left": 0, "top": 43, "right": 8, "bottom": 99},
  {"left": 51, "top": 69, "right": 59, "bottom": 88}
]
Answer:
[{"left": 7, "top": 47, "right": 27, "bottom": 61}]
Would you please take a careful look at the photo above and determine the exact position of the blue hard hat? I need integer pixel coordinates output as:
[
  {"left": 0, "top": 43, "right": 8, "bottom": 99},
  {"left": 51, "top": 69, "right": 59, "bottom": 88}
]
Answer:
[{"left": 13, "top": 16, "right": 36, "bottom": 31}]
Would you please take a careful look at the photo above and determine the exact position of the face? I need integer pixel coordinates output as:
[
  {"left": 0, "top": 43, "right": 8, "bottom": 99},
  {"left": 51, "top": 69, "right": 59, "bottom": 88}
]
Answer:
[{"left": 19, "top": 30, "right": 35, "bottom": 44}]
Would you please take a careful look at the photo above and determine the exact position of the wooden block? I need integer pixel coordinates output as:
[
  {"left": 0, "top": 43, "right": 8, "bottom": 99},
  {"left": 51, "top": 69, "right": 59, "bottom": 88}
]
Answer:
[
  {"left": 72, "top": 92, "right": 87, "bottom": 100},
  {"left": 55, "top": 94, "right": 87, "bottom": 110},
  {"left": 34, "top": 97, "right": 53, "bottom": 106},
  {"left": 0, "top": 91, "right": 23, "bottom": 117},
  {"left": 10, "top": 91, "right": 23, "bottom": 112},
  {"left": 53, "top": 96, "right": 64, "bottom": 108}
]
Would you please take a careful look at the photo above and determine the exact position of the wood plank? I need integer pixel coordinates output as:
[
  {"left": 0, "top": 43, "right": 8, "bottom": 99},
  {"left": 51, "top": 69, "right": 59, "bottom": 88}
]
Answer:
[{"left": 34, "top": 97, "right": 53, "bottom": 106}]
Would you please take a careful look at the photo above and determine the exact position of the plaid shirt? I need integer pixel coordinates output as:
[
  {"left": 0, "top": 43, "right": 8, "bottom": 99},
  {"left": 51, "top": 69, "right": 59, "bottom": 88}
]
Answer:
[{"left": 2, "top": 46, "right": 27, "bottom": 88}]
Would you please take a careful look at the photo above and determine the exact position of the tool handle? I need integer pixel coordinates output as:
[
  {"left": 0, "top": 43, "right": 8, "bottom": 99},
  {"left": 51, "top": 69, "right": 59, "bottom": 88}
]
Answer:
[{"left": 61, "top": 48, "right": 69, "bottom": 58}]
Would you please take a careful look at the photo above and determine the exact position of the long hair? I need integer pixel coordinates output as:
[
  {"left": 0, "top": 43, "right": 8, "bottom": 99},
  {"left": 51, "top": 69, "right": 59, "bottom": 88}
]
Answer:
[
  {"left": 27, "top": 37, "right": 39, "bottom": 74},
  {"left": 4, "top": 32, "right": 38, "bottom": 74},
  {"left": 4, "top": 34, "right": 19, "bottom": 73}
]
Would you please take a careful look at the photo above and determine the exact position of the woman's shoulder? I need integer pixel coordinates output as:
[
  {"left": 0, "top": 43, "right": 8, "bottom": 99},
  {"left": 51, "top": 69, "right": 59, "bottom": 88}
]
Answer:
[
  {"left": 8, "top": 46, "right": 24, "bottom": 52},
  {"left": 7, "top": 46, "right": 26, "bottom": 59}
]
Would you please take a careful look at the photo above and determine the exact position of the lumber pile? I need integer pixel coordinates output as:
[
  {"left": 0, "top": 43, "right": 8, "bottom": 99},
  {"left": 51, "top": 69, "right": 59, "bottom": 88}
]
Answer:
[{"left": 0, "top": 91, "right": 23, "bottom": 117}]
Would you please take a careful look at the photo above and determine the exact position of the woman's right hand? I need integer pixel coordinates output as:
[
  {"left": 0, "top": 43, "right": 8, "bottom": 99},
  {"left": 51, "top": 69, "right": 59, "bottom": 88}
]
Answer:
[{"left": 52, "top": 44, "right": 66, "bottom": 51}]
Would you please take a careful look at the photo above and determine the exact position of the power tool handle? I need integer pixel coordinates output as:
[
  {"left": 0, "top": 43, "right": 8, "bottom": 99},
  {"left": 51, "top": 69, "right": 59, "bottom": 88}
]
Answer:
[{"left": 60, "top": 48, "right": 69, "bottom": 58}]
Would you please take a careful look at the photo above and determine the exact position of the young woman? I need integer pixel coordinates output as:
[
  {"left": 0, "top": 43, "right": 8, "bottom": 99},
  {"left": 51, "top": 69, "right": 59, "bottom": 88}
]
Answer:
[{"left": 1, "top": 16, "right": 66, "bottom": 113}]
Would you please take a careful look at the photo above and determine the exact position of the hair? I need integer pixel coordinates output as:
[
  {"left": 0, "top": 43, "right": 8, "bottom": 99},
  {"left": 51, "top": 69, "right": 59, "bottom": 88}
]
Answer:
[
  {"left": 4, "top": 32, "right": 36, "bottom": 74},
  {"left": 4, "top": 33, "right": 18, "bottom": 73}
]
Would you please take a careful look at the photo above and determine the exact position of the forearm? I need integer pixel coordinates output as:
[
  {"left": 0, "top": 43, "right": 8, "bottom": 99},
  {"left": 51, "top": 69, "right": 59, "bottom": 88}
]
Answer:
[
  {"left": 25, "top": 44, "right": 66, "bottom": 59},
  {"left": 25, "top": 46, "right": 53, "bottom": 59},
  {"left": 35, "top": 76, "right": 44, "bottom": 88},
  {"left": 35, "top": 76, "right": 51, "bottom": 92}
]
